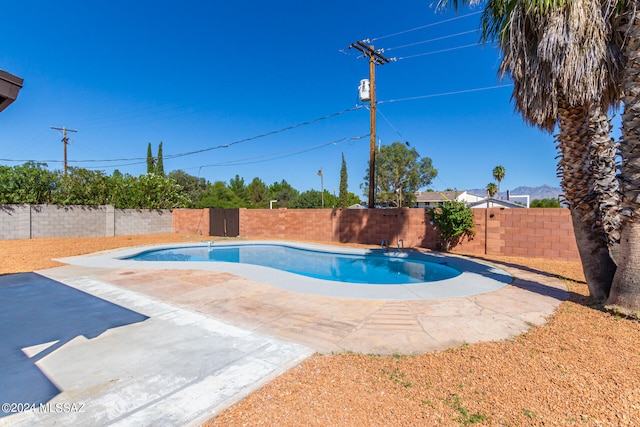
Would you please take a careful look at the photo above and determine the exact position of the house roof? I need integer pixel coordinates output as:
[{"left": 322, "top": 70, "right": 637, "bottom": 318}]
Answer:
[
  {"left": 468, "top": 197, "right": 525, "bottom": 209},
  {"left": 415, "top": 191, "right": 464, "bottom": 203},
  {"left": 0, "top": 70, "right": 24, "bottom": 113}
]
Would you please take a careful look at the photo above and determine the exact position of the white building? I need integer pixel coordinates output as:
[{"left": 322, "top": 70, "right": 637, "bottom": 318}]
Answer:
[
  {"left": 414, "top": 190, "right": 484, "bottom": 208},
  {"left": 468, "top": 197, "right": 526, "bottom": 209}
]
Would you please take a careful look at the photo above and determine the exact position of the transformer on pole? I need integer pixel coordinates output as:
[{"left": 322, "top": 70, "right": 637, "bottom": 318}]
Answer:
[{"left": 349, "top": 41, "right": 391, "bottom": 209}]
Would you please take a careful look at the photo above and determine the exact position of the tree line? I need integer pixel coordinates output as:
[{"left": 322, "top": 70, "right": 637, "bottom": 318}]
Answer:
[
  {"left": 0, "top": 162, "right": 189, "bottom": 209},
  {"left": 0, "top": 159, "right": 362, "bottom": 210},
  {"left": 169, "top": 169, "right": 361, "bottom": 209},
  {"left": 2, "top": 142, "right": 444, "bottom": 210}
]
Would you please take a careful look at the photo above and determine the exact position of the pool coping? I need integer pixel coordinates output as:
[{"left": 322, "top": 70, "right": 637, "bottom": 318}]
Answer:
[{"left": 56, "top": 240, "right": 513, "bottom": 300}]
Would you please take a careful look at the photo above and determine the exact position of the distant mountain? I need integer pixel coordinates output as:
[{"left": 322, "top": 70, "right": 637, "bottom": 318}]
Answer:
[{"left": 467, "top": 184, "right": 563, "bottom": 201}]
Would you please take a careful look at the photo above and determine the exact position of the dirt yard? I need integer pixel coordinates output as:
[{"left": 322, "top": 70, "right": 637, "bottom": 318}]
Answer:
[{"left": 2, "top": 235, "right": 639, "bottom": 426}]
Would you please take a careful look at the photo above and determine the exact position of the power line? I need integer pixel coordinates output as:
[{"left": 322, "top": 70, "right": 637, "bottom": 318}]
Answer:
[
  {"left": 2, "top": 85, "right": 514, "bottom": 170},
  {"left": 377, "top": 84, "right": 513, "bottom": 105},
  {"left": 383, "top": 29, "right": 478, "bottom": 52},
  {"left": 82, "top": 159, "right": 147, "bottom": 169},
  {"left": 73, "top": 104, "right": 181, "bottom": 130},
  {"left": 48, "top": 109, "right": 368, "bottom": 169},
  {"left": 0, "top": 158, "right": 64, "bottom": 164},
  {"left": 1, "top": 106, "right": 366, "bottom": 167},
  {"left": 395, "top": 43, "right": 480, "bottom": 61},
  {"left": 191, "top": 135, "right": 368, "bottom": 169},
  {"left": 375, "top": 107, "right": 409, "bottom": 144},
  {"left": 163, "top": 105, "right": 365, "bottom": 160},
  {"left": 69, "top": 101, "right": 213, "bottom": 133},
  {"left": 369, "top": 10, "right": 483, "bottom": 42},
  {"left": 82, "top": 135, "right": 369, "bottom": 171}
]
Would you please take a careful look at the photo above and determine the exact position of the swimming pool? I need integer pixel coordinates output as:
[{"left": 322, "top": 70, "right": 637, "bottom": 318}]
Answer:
[
  {"left": 59, "top": 240, "right": 513, "bottom": 300},
  {"left": 127, "top": 244, "right": 461, "bottom": 285}
]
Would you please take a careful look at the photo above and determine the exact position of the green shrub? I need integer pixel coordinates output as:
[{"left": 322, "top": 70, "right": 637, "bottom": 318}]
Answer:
[
  {"left": 530, "top": 198, "right": 562, "bottom": 208},
  {"left": 431, "top": 201, "right": 476, "bottom": 251}
]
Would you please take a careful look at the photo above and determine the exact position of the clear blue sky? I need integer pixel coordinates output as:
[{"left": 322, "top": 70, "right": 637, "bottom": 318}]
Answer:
[{"left": 1, "top": 0, "right": 568, "bottom": 198}]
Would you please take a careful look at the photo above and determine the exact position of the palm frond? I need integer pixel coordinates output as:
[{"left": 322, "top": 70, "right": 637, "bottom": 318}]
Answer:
[{"left": 491, "top": 0, "right": 622, "bottom": 130}]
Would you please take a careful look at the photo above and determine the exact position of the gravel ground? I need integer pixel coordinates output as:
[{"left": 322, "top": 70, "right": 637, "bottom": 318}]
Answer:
[{"left": 2, "top": 236, "right": 639, "bottom": 426}]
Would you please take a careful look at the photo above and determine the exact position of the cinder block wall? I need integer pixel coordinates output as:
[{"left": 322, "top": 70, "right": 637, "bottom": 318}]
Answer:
[
  {"left": 30, "top": 205, "right": 107, "bottom": 238},
  {"left": 0, "top": 205, "right": 173, "bottom": 240},
  {"left": 0, "top": 205, "right": 29, "bottom": 239},
  {"left": 114, "top": 209, "right": 172, "bottom": 235}
]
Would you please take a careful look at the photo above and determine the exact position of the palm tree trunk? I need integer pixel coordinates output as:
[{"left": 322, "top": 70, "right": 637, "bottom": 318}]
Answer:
[
  {"left": 557, "top": 103, "right": 616, "bottom": 301},
  {"left": 586, "top": 104, "right": 621, "bottom": 262},
  {"left": 607, "top": 11, "right": 640, "bottom": 315},
  {"left": 607, "top": 225, "right": 640, "bottom": 314}
]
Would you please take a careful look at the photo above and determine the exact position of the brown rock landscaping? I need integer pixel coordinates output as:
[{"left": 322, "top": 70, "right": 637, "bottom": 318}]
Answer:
[{"left": 2, "top": 235, "right": 639, "bottom": 426}]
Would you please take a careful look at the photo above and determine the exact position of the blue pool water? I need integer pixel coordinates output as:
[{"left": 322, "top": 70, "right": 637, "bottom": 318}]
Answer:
[{"left": 128, "top": 244, "right": 461, "bottom": 285}]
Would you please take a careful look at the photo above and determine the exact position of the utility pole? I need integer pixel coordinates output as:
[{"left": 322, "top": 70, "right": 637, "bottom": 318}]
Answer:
[
  {"left": 349, "top": 40, "right": 391, "bottom": 209},
  {"left": 318, "top": 167, "right": 324, "bottom": 208},
  {"left": 51, "top": 126, "right": 77, "bottom": 175}
]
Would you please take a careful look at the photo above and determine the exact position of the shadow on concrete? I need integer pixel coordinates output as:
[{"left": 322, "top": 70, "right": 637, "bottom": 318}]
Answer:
[
  {"left": 453, "top": 253, "right": 585, "bottom": 303},
  {"left": 0, "top": 273, "right": 148, "bottom": 416},
  {"left": 458, "top": 253, "right": 584, "bottom": 283},
  {"left": 509, "top": 277, "right": 571, "bottom": 302}
]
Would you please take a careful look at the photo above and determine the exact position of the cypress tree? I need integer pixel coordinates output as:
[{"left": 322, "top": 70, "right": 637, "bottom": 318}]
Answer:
[
  {"left": 338, "top": 152, "right": 349, "bottom": 208},
  {"left": 156, "top": 141, "right": 165, "bottom": 176},
  {"left": 146, "top": 142, "right": 155, "bottom": 174}
]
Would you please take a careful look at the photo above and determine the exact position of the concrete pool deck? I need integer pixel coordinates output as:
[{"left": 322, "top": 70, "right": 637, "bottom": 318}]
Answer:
[
  {"left": 0, "top": 243, "right": 569, "bottom": 426},
  {"left": 60, "top": 241, "right": 516, "bottom": 300}
]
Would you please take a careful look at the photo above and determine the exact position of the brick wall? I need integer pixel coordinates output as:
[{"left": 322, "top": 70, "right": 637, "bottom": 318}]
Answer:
[
  {"left": 335, "top": 208, "right": 439, "bottom": 248},
  {"left": 0, "top": 205, "right": 172, "bottom": 240},
  {"left": 175, "top": 207, "right": 580, "bottom": 261},
  {"left": 236, "top": 208, "right": 440, "bottom": 248},
  {"left": 172, "top": 208, "right": 210, "bottom": 236},
  {"left": 503, "top": 208, "right": 578, "bottom": 260},
  {"left": 437, "top": 208, "right": 579, "bottom": 261},
  {"left": 239, "top": 209, "right": 334, "bottom": 241}
]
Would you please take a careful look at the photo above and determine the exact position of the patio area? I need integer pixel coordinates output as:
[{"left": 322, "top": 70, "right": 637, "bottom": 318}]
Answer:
[{"left": 1, "top": 238, "right": 570, "bottom": 426}]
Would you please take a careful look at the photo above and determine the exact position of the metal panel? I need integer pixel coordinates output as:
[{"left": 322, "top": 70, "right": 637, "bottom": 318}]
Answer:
[{"left": 209, "top": 208, "right": 240, "bottom": 237}]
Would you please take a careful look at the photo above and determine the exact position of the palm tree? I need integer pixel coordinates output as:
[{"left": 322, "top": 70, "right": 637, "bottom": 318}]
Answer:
[
  {"left": 486, "top": 182, "right": 498, "bottom": 198},
  {"left": 492, "top": 165, "right": 505, "bottom": 198},
  {"left": 437, "top": 0, "right": 621, "bottom": 300},
  {"left": 605, "top": 6, "right": 640, "bottom": 314}
]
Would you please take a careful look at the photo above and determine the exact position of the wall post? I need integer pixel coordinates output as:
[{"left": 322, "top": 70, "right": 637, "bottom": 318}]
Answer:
[
  {"left": 105, "top": 205, "right": 115, "bottom": 237},
  {"left": 18, "top": 205, "right": 31, "bottom": 239}
]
